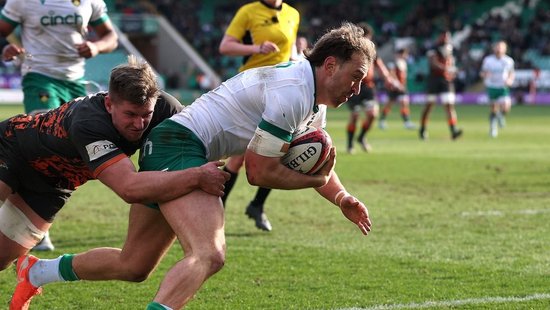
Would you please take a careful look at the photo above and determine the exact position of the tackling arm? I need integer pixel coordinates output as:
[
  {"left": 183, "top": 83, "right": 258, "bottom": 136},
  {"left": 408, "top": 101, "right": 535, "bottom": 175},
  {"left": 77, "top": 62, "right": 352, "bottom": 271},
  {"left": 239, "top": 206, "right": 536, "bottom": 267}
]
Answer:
[{"left": 96, "top": 157, "right": 230, "bottom": 204}]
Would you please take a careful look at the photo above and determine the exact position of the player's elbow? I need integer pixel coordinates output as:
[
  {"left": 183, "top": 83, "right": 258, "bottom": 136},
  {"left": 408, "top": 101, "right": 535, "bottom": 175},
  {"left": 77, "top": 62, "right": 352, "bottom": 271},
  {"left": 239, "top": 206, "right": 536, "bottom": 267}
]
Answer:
[
  {"left": 109, "top": 39, "right": 119, "bottom": 52},
  {"left": 117, "top": 192, "right": 138, "bottom": 204},
  {"left": 245, "top": 168, "right": 265, "bottom": 187},
  {"left": 245, "top": 164, "right": 272, "bottom": 187},
  {"left": 219, "top": 43, "right": 230, "bottom": 56},
  {"left": 116, "top": 187, "right": 147, "bottom": 204},
  {"left": 104, "top": 36, "right": 119, "bottom": 54}
]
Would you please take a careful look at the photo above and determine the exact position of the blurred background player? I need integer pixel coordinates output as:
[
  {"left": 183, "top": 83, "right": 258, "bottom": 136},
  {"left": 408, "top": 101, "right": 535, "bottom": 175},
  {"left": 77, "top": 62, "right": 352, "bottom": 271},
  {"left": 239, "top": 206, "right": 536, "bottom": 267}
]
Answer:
[
  {"left": 295, "top": 35, "right": 309, "bottom": 60},
  {"left": 418, "top": 30, "right": 462, "bottom": 140},
  {"left": 0, "top": 0, "right": 118, "bottom": 251},
  {"left": 345, "top": 22, "right": 401, "bottom": 154},
  {"left": 218, "top": 0, "right": 300, "bottom": 231},
  {"left": 378, "top": 47, "right": 415, "bottom": 130},
  {"left": 480, "top": 40, "right": 515, "bottom": 138}
]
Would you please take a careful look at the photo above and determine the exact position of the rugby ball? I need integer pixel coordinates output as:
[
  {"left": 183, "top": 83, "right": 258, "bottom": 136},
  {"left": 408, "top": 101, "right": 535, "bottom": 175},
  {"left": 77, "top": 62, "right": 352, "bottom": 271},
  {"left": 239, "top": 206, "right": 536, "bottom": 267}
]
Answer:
[{"left": 281, "top": 126, "right": 332, "bottom": 175}]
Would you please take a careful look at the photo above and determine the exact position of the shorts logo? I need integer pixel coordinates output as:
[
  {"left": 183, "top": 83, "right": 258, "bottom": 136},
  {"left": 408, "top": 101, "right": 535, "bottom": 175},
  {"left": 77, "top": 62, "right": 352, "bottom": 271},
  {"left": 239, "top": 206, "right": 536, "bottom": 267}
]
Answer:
[
  {"left": 86, "top": 140, "right": 117, "bottom": 161},
  {"left": 39, "top": 91, "right": 50, "bottom": 103}
]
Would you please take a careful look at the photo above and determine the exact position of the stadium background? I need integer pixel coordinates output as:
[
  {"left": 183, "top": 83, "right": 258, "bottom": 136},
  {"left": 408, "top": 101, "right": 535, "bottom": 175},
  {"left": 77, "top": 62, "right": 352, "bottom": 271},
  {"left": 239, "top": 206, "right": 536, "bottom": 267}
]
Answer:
[{"left": 1, "top": 0, "right": 549, "bottom": 105}]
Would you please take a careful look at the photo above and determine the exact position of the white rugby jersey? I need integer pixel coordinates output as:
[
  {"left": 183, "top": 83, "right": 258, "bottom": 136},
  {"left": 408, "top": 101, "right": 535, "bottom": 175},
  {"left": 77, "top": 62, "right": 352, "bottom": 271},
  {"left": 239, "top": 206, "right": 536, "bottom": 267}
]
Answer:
[
  {"left": 171, "top": 60, "right": 327, "bottom": 161},
  {"left": 481, "top": 54, "right": 515, "bottom": 88},
  {"left": 1, "top": 0, "right": 110, "bottom": 81}
]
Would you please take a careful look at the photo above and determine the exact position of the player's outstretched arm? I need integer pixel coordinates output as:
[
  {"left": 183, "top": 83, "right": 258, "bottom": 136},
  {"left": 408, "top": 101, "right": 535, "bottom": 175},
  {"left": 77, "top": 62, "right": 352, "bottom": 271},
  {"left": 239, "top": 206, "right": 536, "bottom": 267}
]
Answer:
[
  {"left": 315, "top": 169, "right": 372, "bottom": 236},
  {"left": 338, "top": 195, "right": 372, "bottom": 235},
  {"left": 97, "top": 158, "right": 230, "bottom": 204}
]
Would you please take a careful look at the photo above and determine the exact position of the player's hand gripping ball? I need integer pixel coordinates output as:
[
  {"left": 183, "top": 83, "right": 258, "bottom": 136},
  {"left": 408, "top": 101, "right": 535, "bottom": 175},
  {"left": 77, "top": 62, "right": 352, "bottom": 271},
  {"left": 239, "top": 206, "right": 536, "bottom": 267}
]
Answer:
[{"left": 281, "top": 126, "right": 332, "bottom": 174}]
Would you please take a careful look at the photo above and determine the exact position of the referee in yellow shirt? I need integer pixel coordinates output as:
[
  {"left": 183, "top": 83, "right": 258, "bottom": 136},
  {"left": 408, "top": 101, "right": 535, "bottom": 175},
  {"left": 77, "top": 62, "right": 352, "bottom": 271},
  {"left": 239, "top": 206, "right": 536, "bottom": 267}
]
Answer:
[{"left": 219, "top": 0, "right": 300, "bottom": 232}]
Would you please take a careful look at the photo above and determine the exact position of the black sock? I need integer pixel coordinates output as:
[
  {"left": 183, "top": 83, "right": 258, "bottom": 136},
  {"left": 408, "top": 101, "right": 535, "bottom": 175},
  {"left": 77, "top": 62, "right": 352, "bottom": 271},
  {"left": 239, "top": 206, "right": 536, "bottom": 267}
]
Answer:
[
  {"left": 357, "top": 128, "right": 366, "bottom": 142},
  {"left": 449, "top": 124, "right": 456, "bottom": 133},
  {"left": 347, "top": 130, "right": 354, "bottom": 149},
  {"left": 250, "top": 187, "right": 271, "bottom": 212},
  {"left": 221, "top": 166, "right": 239, "bottom": 205}
]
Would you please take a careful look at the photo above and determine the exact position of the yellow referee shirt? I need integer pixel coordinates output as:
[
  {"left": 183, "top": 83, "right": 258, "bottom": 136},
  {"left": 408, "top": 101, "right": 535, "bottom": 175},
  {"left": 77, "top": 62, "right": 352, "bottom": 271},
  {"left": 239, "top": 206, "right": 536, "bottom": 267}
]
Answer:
[{"left": 224, "top": 1, "right": 300, "bottom": 72}]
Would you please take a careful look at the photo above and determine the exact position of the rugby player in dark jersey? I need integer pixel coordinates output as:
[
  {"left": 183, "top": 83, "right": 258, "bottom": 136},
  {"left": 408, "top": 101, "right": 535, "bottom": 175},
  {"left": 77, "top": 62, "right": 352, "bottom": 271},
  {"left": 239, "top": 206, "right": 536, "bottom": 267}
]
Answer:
[
  {"left": 419, "top": 30, "right": 463, "bottom": 140},
  {"left": 345, "top": 22, "right": 402, "bottom": 154},
  {"left": 1, "top": 55, "right": 229, "bottom": 309}
]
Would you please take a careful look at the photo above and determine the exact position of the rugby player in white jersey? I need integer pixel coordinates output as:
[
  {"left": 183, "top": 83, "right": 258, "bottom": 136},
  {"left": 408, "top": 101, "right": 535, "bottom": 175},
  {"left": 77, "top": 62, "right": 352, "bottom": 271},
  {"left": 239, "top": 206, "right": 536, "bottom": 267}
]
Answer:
[
  {"left": 0, "top": 0, "right": 118, "bottom": 113},
  {"left": 0, "top": 0, "right": 118, "bottom": 251},
  {"left": 16, "top": 22, "right": 374, "bottom": 310},
  {"left": 480, "top": 41, "right": 515, "bottom": 138}
]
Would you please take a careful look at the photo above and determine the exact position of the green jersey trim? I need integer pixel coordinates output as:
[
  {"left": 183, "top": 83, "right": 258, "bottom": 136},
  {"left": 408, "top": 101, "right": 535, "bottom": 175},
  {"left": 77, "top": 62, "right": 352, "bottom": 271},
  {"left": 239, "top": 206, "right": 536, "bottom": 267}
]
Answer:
[
  {"left": 0, "top": 13, "right": 19, "bottom": 27},
  {"left": 258, "top": 119, "right": 292, "bottom": 142},
  {"left": 310, "top": 62, "right": 318, "bottom": 113},
  {"left": 89, "top": 14, "right": 109, "bottom": 27}
]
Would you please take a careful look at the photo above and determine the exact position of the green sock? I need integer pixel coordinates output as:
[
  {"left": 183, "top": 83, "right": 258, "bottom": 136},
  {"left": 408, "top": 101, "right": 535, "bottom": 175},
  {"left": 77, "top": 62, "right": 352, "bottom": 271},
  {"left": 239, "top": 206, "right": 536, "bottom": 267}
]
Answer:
[
  {"left": 146, "top": 302, "right": 172, "bottom": 310},
  {"left": 58, "top": 254, "right": 80, "bottom": 281}
]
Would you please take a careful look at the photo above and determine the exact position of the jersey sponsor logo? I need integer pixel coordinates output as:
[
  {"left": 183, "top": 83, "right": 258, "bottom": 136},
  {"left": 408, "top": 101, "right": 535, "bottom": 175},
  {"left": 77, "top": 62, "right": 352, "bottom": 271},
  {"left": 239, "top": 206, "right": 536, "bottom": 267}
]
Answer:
[
  {"left": 86, "top": 140, "right": 117, "bottom": 161},
  {"left": 39, "top": 91, "right": 50, "bottom": 103},
  {"left": 40, "top": 12, "right": 83, "bottom": 26},
  {"left": 139, "top": 138, "right": 153, "bottom": 162}
]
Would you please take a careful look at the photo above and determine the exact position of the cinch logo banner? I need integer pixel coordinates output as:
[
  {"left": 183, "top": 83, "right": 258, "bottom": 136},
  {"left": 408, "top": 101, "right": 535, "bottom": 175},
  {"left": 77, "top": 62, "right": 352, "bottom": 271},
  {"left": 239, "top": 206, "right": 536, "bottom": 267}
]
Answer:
[{"left": 41, "top": 12, "right": 83, "bottom": 26}]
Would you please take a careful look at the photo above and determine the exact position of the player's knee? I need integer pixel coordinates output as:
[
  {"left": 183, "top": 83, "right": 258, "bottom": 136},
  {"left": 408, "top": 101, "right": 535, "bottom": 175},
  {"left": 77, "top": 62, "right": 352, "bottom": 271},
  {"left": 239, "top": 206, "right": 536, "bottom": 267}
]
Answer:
[
  {"left": 204, "top": 248, "right": 226, "bottom": 276},
  {"left": 122, "top": 265, "right": 155, "bottom": 283},
  {"left": 116, "top": 257, "right": 158, "bottom": 282}
]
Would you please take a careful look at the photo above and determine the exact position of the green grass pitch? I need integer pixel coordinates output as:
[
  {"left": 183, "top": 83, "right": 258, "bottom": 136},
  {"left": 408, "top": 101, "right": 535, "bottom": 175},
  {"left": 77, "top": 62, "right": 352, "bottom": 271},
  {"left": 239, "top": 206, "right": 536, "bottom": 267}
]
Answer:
[{"left": 0, "top": 103, "right": 548, "bottom": 309}]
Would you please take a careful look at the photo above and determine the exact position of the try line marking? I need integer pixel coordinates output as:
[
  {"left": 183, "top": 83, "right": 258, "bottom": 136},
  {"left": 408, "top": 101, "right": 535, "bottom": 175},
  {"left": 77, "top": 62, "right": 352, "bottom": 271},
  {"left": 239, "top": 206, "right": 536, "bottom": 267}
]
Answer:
[
  {"left": 338, "top": 293, "right": 550, "bottom": 310},
  {"left": 461, "top": 208, "right": 550, "bottom": 217}
]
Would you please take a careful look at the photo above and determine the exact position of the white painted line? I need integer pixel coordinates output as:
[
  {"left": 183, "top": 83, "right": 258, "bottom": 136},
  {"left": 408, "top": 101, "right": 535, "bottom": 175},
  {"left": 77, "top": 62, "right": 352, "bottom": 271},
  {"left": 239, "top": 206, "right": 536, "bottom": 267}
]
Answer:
[
  {"left": 461, "top": 208, "right": 550, "bottom": 217},
  {"left": 338, "top": 293, "right": 550, "bottom": 310}
]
